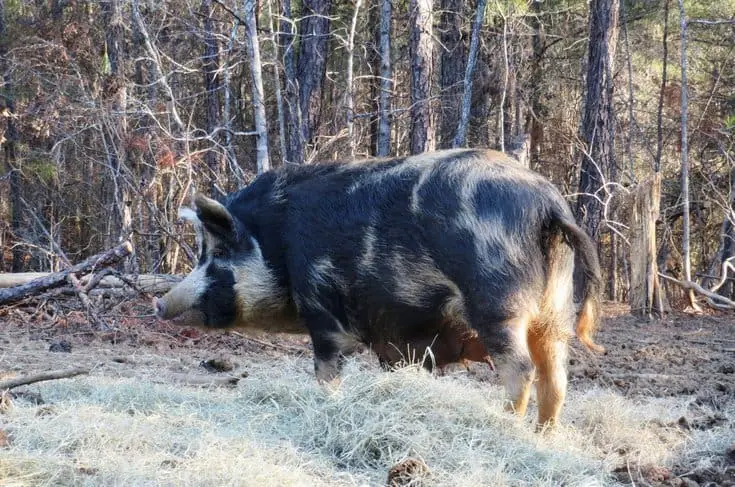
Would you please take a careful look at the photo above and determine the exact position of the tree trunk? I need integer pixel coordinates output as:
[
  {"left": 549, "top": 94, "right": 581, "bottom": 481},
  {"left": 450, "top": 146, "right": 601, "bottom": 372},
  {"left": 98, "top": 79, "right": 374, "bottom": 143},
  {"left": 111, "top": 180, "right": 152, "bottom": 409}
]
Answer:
[
  {"left": 454, "top": 0, "right": 487, "bottom": 148},
  {"left": 525, "top": 0, "right": 545, "bottom": 168},
  {"left": 677, "top": 0, "right": 699, "bottom": 311},
  {"left": 345, "top": 0, "right": 362, "bottom": 159},
  {"left": 101, "top": 0, "right": 130, "bottom": 257},
  {"left": 0, "top": 0, "right": 22, "bottom": 272},
  {"left": 131, "top": 2, "right": 160, "bottom": 272},
  {"left": 620, "top": 0, "right": 635, "bottom": 175},
  {"left": 575, "top": 0, "right": 619, "bottom": 240},
  {"left": 266, "top": 0, "right": 287, "bottom": 165},
  {"left": 438, "top": 0, "right": 465, "bottom": 149},
  {"left": 574, "top": 0, "right": 619, "bottom": 298},
  {"left": 223, "top": 20, "right": 246, "bottom": 185},
  {"left": 201, "top": 0, "right": 223, "bottom": 189},
  {"left": 409, "top": 0, "right": 434, "bottom": 155},
  {"left": 629, "top": 174, "right": 662, "bottom": 318},
  {"left": 655, "top": 0, "right": 670, "bottom": 173},
  {"left": 376, "top": 0, "right": 392, "bottom": 157},
  {"left": 500, "top": 17, "right": 513, "bottom": 152},
  {"left": 244, "top": 0, "right": 270, "bottom": 173},
  {"left": 280, "top": 0, "right": 303, "bottom": 164},
  {"left": 296, "top": 0, "right": 332, "bottom": 155}
]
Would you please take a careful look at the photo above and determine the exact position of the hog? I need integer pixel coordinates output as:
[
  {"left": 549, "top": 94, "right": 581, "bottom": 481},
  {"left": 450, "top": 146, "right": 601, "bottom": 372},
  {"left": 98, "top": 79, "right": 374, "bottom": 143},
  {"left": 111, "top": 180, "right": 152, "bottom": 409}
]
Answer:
[
  {"left": 153, "top": 148, "right": 603, "bottom": 428},
  {"left": 373, "top": 319, "right": 495, "bottom": 373}
]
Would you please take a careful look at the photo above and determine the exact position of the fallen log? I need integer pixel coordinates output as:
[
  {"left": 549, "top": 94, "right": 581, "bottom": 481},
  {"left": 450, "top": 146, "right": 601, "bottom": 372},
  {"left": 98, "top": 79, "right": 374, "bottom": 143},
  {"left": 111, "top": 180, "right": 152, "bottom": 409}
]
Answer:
[
  {"left": 0, "top": 367, "right": 90, "bottom": 391},
  {"left": 0, "top": 272, "right": 181, "bottom": 293},
  {"left": 0, "top": 241, "right": 133, "bottom": 306}
]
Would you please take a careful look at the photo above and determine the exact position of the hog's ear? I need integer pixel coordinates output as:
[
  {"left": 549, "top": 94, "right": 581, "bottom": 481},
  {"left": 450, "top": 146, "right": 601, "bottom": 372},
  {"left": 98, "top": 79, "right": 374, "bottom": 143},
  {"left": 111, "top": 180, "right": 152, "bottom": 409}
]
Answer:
[{"left": 194, "top": 194, "right": 236, "bottom": 242}]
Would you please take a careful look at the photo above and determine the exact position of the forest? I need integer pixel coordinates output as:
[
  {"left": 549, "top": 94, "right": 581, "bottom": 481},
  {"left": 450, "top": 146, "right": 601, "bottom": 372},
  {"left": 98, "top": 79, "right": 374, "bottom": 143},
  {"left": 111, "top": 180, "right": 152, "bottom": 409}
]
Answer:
[
  {"left": 0, "top": 0, "right": 733, "bottom": 315},
  {"left": 1, "top": 1, "right": 735, "bottom": 485}
]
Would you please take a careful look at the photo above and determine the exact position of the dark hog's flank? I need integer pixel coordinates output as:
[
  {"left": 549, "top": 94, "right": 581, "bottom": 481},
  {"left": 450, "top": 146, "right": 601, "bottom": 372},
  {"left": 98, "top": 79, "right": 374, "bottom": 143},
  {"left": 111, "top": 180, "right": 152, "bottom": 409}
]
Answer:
[{"left": 152, "top": 148, "right": 604, "bottom": 430}]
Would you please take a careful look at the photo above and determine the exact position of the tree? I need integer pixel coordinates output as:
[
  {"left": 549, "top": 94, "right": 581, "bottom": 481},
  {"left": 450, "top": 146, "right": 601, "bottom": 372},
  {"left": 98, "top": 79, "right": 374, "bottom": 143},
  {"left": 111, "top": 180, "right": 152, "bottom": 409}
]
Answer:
[
  {"left": 438, "top": 0, "right": 465, "bottom": 148},
  {"left": 244, "top": 0, "right": 270, "bottom": 173},
  {"left": 101, "top": 0, "right": 132, "bottom": 257},
  {"left": 0, "top": 0, "right": 22, "bottom": 271},
  {"left": 409, "top": 0, "right": 434, "bottom": 154},
  {"left": 280, "top": 0, "right": 303, "bottom": 164},
  {"left": 345, "top": 0, "right": 362, "bottom": 158},
  {"left": 677, "top": 0, "right": 699, "bottom": 311},
  {"left": 574, "top": 0, "right": 619, "bottom": 298},
  {"left": 376, "top": 0, "right": 392, "bottom": 157},
  {"left": 454, "top": 0, "right": 487, "bottom": 148},
  {"left": 296, "top": 0, "right": 333, "bottom": 158},
  {"left": 201, "top": 0, "right": 223, "bottom": 188}
]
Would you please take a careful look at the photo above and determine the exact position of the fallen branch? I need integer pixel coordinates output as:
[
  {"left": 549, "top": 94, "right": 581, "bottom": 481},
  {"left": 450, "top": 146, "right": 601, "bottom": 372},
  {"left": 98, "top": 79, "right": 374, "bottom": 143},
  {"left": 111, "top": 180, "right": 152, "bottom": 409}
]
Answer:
[
  {"left": 83, "top": 268, "right": 116, "bottom": 293},
  {"left": 166, "top": 373, "right": 240, "bottom": 387},
  {"left": 228, "top": 330, "right": 309, "bottom": 354},
  {"left": 658, "top": 272, "right": 735, "bottom": 309},
  {"left": 0, "top": 241, "right": 133, "bottom": 306},
  {"left": 605, "top": 373, "right": 683, "bottom": 380},
  {"left": 0, "top": 272, "right": 180, "bottom": 293},
  {"left": 0, "top": 367, "right": 90, "bottom": 391},
  {"left": 68, "top": 273, "right": 107, "bottom": 329}
]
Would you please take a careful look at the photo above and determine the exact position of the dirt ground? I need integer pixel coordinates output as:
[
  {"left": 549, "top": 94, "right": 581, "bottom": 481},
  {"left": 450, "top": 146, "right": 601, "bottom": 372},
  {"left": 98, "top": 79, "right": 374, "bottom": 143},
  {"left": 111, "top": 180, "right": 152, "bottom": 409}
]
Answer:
[{"left": 1, "top": 297, "right": 734, "bottom": 486}]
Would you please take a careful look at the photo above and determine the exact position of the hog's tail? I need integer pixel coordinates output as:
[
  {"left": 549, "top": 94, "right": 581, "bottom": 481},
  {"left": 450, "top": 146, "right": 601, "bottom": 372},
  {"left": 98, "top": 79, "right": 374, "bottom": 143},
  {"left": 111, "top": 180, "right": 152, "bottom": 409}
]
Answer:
[{"left": 551, "top": 208, "right": 605, "bottom": 354}]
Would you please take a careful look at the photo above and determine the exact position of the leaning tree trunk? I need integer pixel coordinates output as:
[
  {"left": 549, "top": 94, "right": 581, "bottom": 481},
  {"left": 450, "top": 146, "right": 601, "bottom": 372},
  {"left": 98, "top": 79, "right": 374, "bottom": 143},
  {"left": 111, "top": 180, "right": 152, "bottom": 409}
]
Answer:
[
  {"left": 244, "top": 0, "right": 270, "bottom": 173},
  {"left": 409, "top": 0, "right": 434, "bottom": 155},
  {"left": 376, "top": 0, "right": 392, "bottom": 157},
  {"left": 201, "top": 0, "right": 223, "bottom": 189},
  {"left": 677, "top": 0, "right": 699, "bottom": 310},
  {"left": 438, "top": 0, "right": 465, "bottom": 149},
  {"left": 0, "top": 0, "right": 22, "bottom": 272}
]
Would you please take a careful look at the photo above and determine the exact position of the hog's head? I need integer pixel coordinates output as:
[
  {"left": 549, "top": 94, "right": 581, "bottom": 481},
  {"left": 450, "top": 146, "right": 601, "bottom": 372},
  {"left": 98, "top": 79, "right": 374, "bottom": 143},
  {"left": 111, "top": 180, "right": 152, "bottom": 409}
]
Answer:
[{"left": 153, "top": 193, "right": 296, "bottom": 331}]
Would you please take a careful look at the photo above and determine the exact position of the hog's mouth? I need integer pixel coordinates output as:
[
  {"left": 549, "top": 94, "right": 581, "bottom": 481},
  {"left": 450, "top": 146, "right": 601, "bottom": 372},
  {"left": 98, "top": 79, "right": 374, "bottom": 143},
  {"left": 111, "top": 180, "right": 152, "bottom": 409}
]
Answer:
[{"left": 152, "top": 297, "right": 207, "bottom": 327}]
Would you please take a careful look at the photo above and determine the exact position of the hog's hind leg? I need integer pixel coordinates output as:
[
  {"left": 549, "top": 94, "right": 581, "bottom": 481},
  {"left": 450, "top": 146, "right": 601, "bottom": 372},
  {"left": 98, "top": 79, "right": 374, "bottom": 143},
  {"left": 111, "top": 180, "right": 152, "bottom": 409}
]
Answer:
[{"left": 528, "top": 327, "right": 569, "bottom": 429}]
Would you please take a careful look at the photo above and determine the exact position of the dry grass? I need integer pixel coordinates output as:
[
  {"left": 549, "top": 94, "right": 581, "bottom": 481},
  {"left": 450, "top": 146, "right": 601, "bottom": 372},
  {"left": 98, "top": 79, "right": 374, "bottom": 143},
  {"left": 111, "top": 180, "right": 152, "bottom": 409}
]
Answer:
[{"left": 1, "top": 353, "right": 733, "bottom": 487}]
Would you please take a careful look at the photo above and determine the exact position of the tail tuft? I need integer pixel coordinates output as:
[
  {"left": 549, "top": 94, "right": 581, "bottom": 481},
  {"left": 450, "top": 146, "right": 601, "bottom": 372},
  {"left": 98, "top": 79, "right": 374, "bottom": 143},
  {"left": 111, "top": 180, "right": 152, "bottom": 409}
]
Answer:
[{"left": 552, "top": 208, "right": 605, "bottom": 354}]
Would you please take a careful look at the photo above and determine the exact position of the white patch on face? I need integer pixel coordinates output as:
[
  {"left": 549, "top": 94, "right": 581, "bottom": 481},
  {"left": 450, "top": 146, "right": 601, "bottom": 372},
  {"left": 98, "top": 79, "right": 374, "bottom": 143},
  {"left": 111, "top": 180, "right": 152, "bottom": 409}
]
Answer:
[
  {"left": 232, "top": 240, "right": 287, "bottom": 320},
  {"left": 158, "top": 260, "right": 211, "bottom": 319}
]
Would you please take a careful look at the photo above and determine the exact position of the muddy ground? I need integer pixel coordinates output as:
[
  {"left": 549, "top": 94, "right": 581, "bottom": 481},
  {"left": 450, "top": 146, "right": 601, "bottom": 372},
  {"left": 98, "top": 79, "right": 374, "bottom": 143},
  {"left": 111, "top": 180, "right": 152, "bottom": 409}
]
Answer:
[{"left": 1, "top": 298, "right": 734, "bottom": 486}]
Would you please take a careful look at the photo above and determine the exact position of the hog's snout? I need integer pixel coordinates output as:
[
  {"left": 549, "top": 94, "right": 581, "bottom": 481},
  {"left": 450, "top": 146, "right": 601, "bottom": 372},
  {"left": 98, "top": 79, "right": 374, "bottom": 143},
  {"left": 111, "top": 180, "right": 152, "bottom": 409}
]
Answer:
[{"left": 152, "top": 296, "right": 168, "bottom": 319}]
